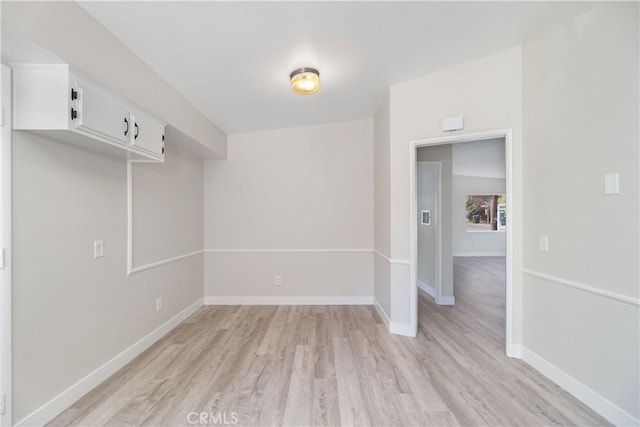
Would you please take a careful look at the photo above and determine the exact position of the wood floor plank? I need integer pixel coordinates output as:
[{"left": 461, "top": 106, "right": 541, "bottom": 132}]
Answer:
[
  {"left": 311, "top": 378, "right": 341, "bottom": 426},
  {"left": 332, "top": 336, "right": 371, "bottom": 426},
  {"left": 282, "top": 345, "right": 314, "bottom": 426},
  {"left": 48, "top": 257, "right": 611, "bottom": 426}
]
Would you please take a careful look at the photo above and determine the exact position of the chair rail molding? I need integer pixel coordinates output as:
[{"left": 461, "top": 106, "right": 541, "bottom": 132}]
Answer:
[
  {"left": 522, "top": 268, "right": 639, "bottom": 306},
  {"left": 204, "top": 248, "right": 373, "bottom": 254}
]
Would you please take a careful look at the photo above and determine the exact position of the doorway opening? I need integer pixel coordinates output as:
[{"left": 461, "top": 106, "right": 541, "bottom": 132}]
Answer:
[{"left": 409, "top": 129, "right": 517, "bottom": 357}]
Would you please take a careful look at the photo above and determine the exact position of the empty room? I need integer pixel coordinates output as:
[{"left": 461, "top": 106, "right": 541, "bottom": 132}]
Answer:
[{"left": 0, "top": 1, "right": 638, "bottom": 426}]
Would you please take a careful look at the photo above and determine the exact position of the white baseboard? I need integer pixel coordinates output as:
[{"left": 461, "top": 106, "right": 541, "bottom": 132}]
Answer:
[
  {"left": 417, "top": 280, "right": 454, "bottom": 306},
  {"left": 373, "top": 298, "right": 415, "bottom": 337},
  {"left": 373, "top": 298, "right": 390, "bottom": 329},
  {"left": 204, "top": 296, "right": 373, "bottom": 305},
  {"left": 15, "top": 298, "right": 204, "bottom": 427},
  {"left": 389, "top": 321, "right": 415, "bottom": 337},
  {"left": 453, "top": 252, "right": 506, "bottom": 257},
  {"left": 506, "top": 343, "right": 522, "bottom": 359},
  {"left": 436, "top": 295, "right": 455, "bottom": 305},
  {"left": 417, "top": 280, "right": 436, "bottom": 299},
  {"left": 521, "top": 346, "right": 638, "bottom": 427}
]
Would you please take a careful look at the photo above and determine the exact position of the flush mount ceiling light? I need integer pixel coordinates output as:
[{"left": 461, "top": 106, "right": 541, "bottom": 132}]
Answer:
[{"left": 290, "top": 67, "right": 320, "bottom": 95}]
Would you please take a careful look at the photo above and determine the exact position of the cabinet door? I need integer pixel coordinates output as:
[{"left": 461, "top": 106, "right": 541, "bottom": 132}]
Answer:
[
  {"left": 130, "top": 110, "right": 165, "bottom": 158},
  {"left": 72, "top": 77, "right": 130, "bottom": 146}
]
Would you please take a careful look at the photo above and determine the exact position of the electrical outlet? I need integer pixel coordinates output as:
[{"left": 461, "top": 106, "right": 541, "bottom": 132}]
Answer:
[
  {"left": 604, "top": 173, "right": 620, "bottom": 195},
  {"left": 156, "top": 297, "right": 162, "bottom": 312},
  {"left": 94, "top": 240, "right": 104, "bottom": 258},
  {"left": 275, "top": 275, "right": 282, "bottom": 286}
]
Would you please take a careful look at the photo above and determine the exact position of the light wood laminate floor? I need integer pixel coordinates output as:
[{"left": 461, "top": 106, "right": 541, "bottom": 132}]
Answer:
[{"left": 50, "top": 257, "right": 609, "bottom": 426}]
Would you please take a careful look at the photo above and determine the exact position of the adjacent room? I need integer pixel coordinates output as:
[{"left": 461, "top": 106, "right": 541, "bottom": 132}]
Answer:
[
  {"left": 416, "top": 137, "right": 508, "bottom": 337},
  {"left": 0, "top": 2, "right": 638, "bottom": 426}
]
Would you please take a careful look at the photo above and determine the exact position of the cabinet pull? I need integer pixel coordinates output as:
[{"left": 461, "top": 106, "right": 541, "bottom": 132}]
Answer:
[
  {"left": 71, "top": 108, "right": 78, "bottom": 120},
  {"left": 124, "top": 117, "right": 129, "bottom": 136},
  {"left": 70, "top": 88, "right": 78, "bottom": 100},
  {"left": 134, "top": 123, "right": 139, "bottom": 139}
]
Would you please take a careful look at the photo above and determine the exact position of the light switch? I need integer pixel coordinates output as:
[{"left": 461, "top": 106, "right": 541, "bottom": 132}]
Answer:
[
  {"left": 539, "top": 235, "right": 549, "bottom": 253},
  {"left": 94, "top": 240, "right": 104, "bottom": 258},
  {"left": 421, "top": 210, "right": 431, "bottom": 225},
  {"left": 604, "top": 173, "right": 619, "bottom": 195}
]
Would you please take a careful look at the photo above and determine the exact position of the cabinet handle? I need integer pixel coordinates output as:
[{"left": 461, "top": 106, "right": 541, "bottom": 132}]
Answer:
[
  {"left": 70, "top": 88, "right": 78, "bottom": 101},
  {"left": 134, "top": 123, "right": 139, "bottom": 140},
  {"left": 124, "top": 117, "right": 129, "bottom": 136},
  {"left": 71, "top": 108, "right": 78, "bottom": 120}
]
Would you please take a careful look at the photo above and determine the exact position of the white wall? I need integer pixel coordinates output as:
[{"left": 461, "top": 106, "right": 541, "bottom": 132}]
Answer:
[
  {"left": 204, "top": 119, "right": 373, "bottom": 301},
  {"left": 12, "top": 133, "right": 204, "bottom": 423},
  {"left": 132, "top": 149, "right": 204, "bottom": 266},
  {"left": 388, "top": 46, "right": 523, "bottom": 330},
  {"left": 522, "top": 3, "right": 639, "bottom": 422},
  {"left": 452, "top": 175, "right": 506, "bottom": 256},
  {"left": 373, "top": 93, "right": 391, "bottom": 317}
]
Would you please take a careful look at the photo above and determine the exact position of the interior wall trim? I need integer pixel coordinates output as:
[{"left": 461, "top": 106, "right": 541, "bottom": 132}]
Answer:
[
  {"left": 129, "top": 250, "right": 204, "bottom": 275},
  {"left": 521, "top": 346, "right": 638, "bottom": 426},
  {"left": 372, "top": 299, "right": 414, "bottom": 337},
  {"left": 204, "top": 296, "right": 374, "bottom": 305},
  {"left": 417, "top": 279, "right": 436, "bottom": 300},
  {"left": 373, "top": 298, "right": 391, "bottom": 329},
  {"left": 373, "top": 249, "right": 411, "bottom": 265},
  {"left": 204, "top": 248, "right": 373, "bottom": 254},
  {"left": 522, "top": 268, "right": 640, "bottom": 306},
  {"left": 1, "top": 64, "right": 12, "bottom": 427},
  {"left": 453, "top": 252, "right": 506, "bottom": 257}
]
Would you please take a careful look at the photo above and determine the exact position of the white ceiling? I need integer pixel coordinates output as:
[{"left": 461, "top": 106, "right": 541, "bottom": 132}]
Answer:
[
  {"left": 79, "top": 1, "right": 588, "bottom": 135},
  {"left": 453, "top": 138, "right": 506, "bottom": 179}
]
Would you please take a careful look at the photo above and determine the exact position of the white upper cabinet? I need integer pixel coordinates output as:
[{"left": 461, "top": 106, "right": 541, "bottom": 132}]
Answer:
[
  {"left": 129, "top": 110, "right": 165, "bottom": 158},
  {"left": 72, "top": 76, "right": 131, "bottom": 147},
  {"left": 12, "top": 64, "right": 165, "bottom": 162}
]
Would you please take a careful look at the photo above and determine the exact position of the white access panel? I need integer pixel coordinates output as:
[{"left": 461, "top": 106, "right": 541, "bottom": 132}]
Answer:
[{"left": 442, "top": 116, "right": 464, "bottom": 132}]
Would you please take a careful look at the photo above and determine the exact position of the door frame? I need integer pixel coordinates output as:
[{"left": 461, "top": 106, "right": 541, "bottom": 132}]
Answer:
[
  {"left": 416, "top": 161, "right": 443, "bottom": 303},
  {"left": 1, "top": 64, "right": 13, "bottom": 426},
  {"left": 409, "top": 129, "right": 517, "bottom": 357}
]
